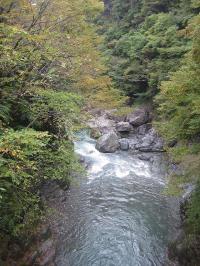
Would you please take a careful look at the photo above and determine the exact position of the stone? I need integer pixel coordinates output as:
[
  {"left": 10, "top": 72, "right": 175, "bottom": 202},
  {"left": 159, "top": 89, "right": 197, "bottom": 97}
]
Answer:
[
  {"left": 95, "top": 132, "right": 119, "bottom": 153},
  {"left": 90, "top": 127, "right": 101, "bottom": 139},
  {"left": 78, "top": 155, "right": 85, "bottom": 163},
  {"left": 138, "top": 154, "right": 152, "bottom": 161},
  {"left": 135, "top": 128, "right": 165, "bottom": 152},
  {"left": 116, "top": 122, "right": 133, "bottom": 132},
  {"left": 136, "top": 123, "right": 151, "bottom": 135},
  {"left": 167, "top": 139, "right": 178, "bottom": 148},
  {"left": 119, "top": 138, "right": 129, "bottom": 151},
  {"left": 128, "top": 136, "right": 140, "bottom": 150},
  {"left": 106, "top": 111, "right": 126, "bottom": 122},
  {"left": 126, "top": 108, "right": 150, "bottom": 127},
  {"left": 87, "top": 115, "right": 116, "bottom": 134}
]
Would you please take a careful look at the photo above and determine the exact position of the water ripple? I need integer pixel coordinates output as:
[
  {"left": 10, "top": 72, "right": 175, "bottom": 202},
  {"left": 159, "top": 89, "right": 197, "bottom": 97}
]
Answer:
[{"left": 55, "top": 134, "right": 179, "bottom": 266}]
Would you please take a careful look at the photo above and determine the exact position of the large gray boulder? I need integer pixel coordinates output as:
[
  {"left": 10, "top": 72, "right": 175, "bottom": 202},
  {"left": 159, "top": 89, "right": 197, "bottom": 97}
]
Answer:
[
  {"left": 135, "top": 128, "right": 164, "bottom": 152},
  {"left": 119, "top": 138, "right": 129, "bottom": 151},
  {"left": 138, "top": 154, "right": 152, "bottom": 161},
  {"left": 136, "top": 124, "right": 152, "bottom": 135},
  {"left": 126, "top": 108, "right": 150, "bottom": 127},
  {"left": 116, "top": 122, "right": 133, "bottom": 132},
  {"left": 128, "top": 136, "right": 140, "bottom": 150},
  {"left": 87, "top": 114, "right": 116, "bottom": 135},
  {"left": 96, "top": 132, "right": 119, "bottom": 153}
]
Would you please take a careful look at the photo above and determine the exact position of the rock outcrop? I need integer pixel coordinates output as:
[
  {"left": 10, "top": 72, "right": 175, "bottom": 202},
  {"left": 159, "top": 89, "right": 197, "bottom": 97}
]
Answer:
[
  {"left": 88, "top": 108, "right": 164, "bottom": 154},
  {"left": 87, "top": 114, "right": 116, "bottom": 135},
  {"left": 126, "top": 108, "right": 150, "bottom": 127},
  {"left": 116, "top": 122, "right": 133, "bottom": 133},
  {"left": 135, "top": 128, "right": 164, "bottom": 152},
  {"left": 136, "top": 124, "right": 152, "bottom": 135}
]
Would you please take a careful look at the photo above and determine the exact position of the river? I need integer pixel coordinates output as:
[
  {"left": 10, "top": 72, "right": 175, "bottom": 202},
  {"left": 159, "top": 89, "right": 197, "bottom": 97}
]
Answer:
[{"left": 54, "top": 131, "right": 179, "bottom": 266}]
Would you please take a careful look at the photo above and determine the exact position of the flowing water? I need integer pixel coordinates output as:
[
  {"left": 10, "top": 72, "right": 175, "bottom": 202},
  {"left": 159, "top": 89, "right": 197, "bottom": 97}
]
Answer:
[{"left": 54, "top": 132, "right": 179, "bottom": 266}]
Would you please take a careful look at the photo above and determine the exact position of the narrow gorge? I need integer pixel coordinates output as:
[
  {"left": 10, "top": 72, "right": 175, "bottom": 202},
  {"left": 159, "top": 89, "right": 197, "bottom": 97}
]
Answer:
[{"left": 1, "top": 0, "right": 200, "bottom": 265}]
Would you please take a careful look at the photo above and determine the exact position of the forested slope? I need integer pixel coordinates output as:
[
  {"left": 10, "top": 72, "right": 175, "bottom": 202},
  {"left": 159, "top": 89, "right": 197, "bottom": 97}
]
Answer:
[
  {"left": 101, "top": 0, "right": 199, "bottom": 101},
  {"left": 1, "top": 0, "right": 200, "bottom": 264}
]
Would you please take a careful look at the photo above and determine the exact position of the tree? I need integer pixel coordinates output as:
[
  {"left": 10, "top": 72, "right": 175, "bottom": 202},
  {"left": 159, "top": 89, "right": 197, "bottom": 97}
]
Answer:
[
  {"left": 156, "top": 12, "right": 200, "bottom": 234},
  {"left": 0, "top": 0, "right": 125, "bottom": 245},
  {"left": 102, "top": 0, "right": 191, "bottom": 101}
]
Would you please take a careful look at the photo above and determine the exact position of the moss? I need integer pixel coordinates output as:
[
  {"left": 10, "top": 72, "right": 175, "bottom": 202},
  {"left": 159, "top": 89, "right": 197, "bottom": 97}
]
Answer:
[{"left": 90, "top": 128, "right": 101, "bottom": 139}]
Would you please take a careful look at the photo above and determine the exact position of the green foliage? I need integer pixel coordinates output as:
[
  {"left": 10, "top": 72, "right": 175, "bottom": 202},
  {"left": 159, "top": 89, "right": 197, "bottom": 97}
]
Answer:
[
  {"left": 0, "top": 129, "right": 79, "bottom": 237},
  {"left": 0, "top": 0, "right": 118, "bottom": 244},
  {"left": 187, "top": 183, "right": 200, "bottom": 234},
  {"left": 164, "top": 174, "right": 188, "bottom": 196},
  {"left": 102, "top": 0, "right": 194, "bottom": 101},
  {"left": 156, "top": 19, "right": 200, "bottom": 141},
  {"left": 192, "top": 0, "right": 200, "bottom": 8},
  {"left": 141, "top": 0, "right": 170, "bottom": 15},
  {"left": 102, "top": 0, "right": 200, "bottom": 237},
  {"left": 28, "top": 89, "right": 83, "bottom": 134},
  {"left": 156, "top": 13, "right": 200, "bottom": 234},
  {"left": 89, "top": 86, "right": 128, "bottom": 109},
  {"left": 0, "top": 129, "right": 49, "bottom": 237}
]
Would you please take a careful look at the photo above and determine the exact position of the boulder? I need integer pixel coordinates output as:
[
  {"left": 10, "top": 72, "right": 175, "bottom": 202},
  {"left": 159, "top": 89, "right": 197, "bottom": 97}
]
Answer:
[
  {"left": 78, "top": 155, "right": 85, "bottom": 164},
  {"left": 87, "top": 115, "right": 116, "bottom": 134},
  {"left": 90, "top": 127, "right": 101, "bottom": 139},
  {"left": 135, "top": 128, "right": 165, "bottom": 152},
  {"left": 119, "top": 138, "right": 129, "bottom": 151},
  {"left": 96, "top": 132, "right": 119, "bottom": 153},
  {"left": 116, "top": 122, "right": 133, "bottom": 132},
  {"left": 106, "top": 112, "right": 126, "bottom": 122},
  {"left": 126, "top": 108, "right": 150, "bottom": 127},
  {"left": 138, "top": 154, "right": 152, "bottom": 161},
  {"left": 128, "top": 136, "right": 140, "bottom": 150},
  {"left": 136, "top": 123, "right": 151, "bottom": 135},
  {"left": 21, "top": 238, "right": 56, "bottom": 266},
  {"left": 167, "top": 139, "right": 178, "bottom": 148}
]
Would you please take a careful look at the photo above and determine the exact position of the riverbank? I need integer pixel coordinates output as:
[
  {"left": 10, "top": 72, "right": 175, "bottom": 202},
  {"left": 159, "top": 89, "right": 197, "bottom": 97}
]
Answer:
[{"left": 2, "top": 107, "right": 187, "bottom": 266}]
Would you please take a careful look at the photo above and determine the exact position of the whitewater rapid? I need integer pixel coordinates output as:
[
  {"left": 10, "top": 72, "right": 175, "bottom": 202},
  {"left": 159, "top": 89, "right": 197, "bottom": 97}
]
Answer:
[{"left": 54, "top": 131, "right": 179, "bottom": 266}]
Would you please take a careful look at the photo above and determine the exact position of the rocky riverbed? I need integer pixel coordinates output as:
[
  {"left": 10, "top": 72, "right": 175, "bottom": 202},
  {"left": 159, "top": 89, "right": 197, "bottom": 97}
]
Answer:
[{"left": 87, "top": 107, "right": 165, "bottom": 154}]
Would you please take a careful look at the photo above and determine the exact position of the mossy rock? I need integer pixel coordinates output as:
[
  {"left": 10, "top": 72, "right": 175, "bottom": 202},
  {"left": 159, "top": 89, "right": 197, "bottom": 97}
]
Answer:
[{"left": 90, "top": 128, "right": 101, "bottom": 139}]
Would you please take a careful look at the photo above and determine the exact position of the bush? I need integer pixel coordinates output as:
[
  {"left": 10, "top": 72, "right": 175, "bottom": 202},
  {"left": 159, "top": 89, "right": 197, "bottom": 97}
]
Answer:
[{"left": 0, "top": 128, "right": 80, "bottom": 238}]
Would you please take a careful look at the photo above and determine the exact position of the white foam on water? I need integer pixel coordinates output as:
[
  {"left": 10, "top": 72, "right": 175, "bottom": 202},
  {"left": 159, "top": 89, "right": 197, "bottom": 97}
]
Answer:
[
  {"left": 114, "top": 164, "right": 131, "bottom": 178},
  {"left": 75, "top": 140, "right": 110, "bottom": 179},
  {"left": 74, "top": 134, "right": 164, "bottom": 185}
]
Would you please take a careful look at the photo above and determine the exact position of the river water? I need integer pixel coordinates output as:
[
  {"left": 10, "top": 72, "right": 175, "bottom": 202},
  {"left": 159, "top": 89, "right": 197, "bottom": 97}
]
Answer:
[{"left": 54, "top": 132, "right": 179, "bottom": 266}]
